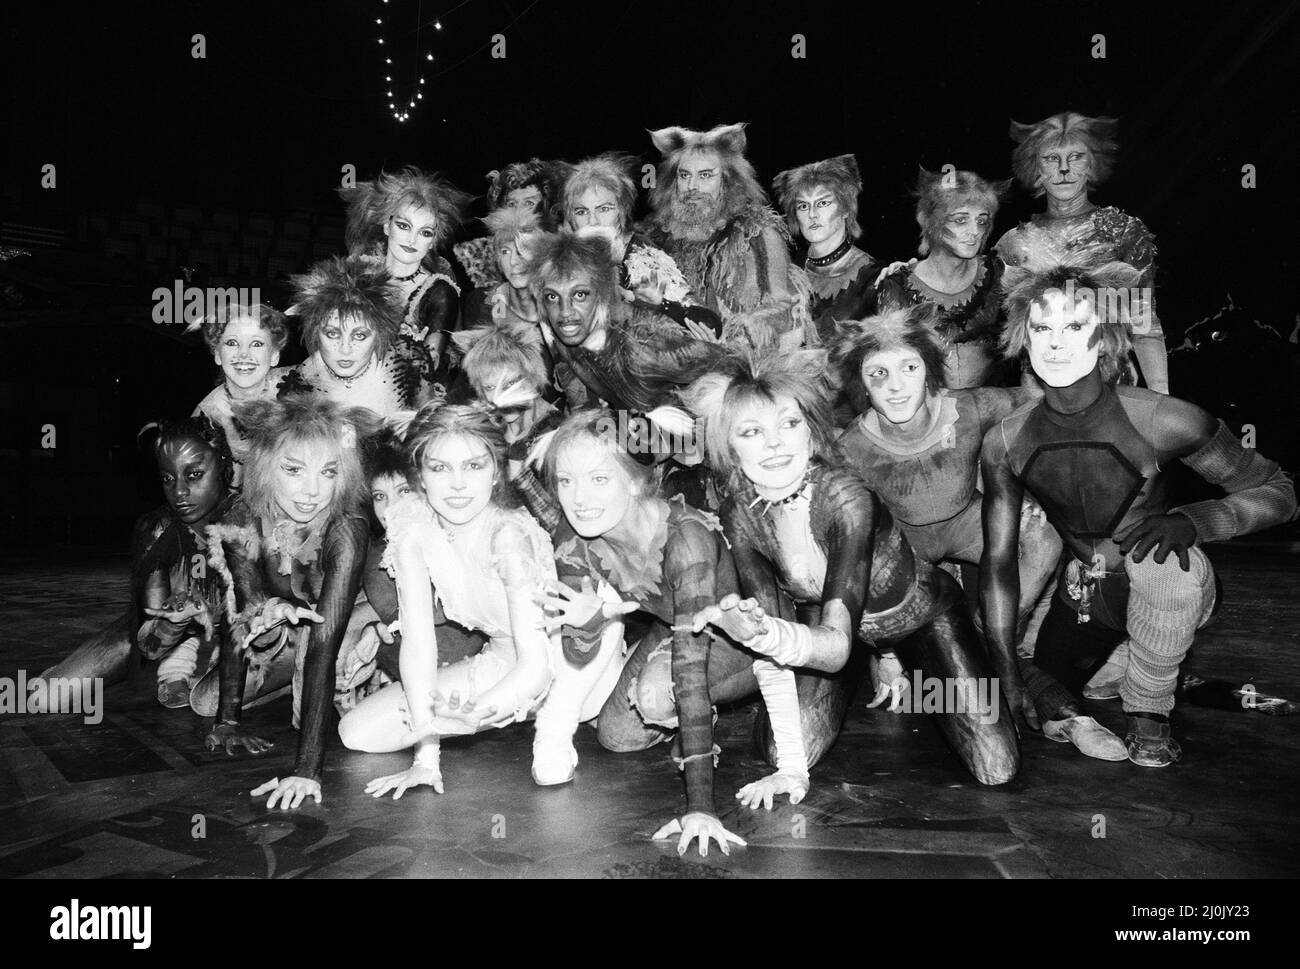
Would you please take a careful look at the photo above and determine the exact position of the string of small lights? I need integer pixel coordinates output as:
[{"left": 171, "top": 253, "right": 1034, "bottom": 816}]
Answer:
[{"left": 377, "top": 0, "right": 443, "bottom": 123}]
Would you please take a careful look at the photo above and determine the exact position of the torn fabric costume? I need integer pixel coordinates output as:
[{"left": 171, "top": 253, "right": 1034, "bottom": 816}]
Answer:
[
  {"left": 723, "top": 462, "right": 1021, "bottom": 784},
  {"left": 206, "top": 498, "right": 370, "bottom": 781},
  {"left": 545, "top": 497, "right": 772, "bottom": 815},
  {"left": 875, "top": 256, "right": 1005, "bottom": 389}
]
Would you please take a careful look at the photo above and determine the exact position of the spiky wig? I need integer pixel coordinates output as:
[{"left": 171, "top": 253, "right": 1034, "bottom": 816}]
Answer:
[
  {"left": 485, "top": 158, "right": 570, "bottom": 228},
  {"left": 235, "top": 394, "right": 380, "bottom": 529},
  {"left": 680, "top": 348, "right": 839, "bottom": 493},
  {"left": 914, "top": 168, "right": 1003, "bottom": 257},
  {"left": 525, "top": 231, "right": 621, "bottom": 329},
  {"left": 360, "top": 422, "right": 409, "bottom": 485},
  {"left": 454, "top": 315, "right": 550, "bottom": 399},
  {"left": 1009, "top": 112, "right": 1120, "bottom": 196},
  {"left": 289, "top": 255, "right": 402, "bottom": 359},
  {"left": 772, "top": 154, "right": 863, "bottom": 241},
  {"left": 645, "top": 122, "right": 770, "bottom": 228},
  {"left": 561, "top": 153, "right": 640, "bottom": 234},
  {"left": 341, "top": 166, "right": 471, "bottom": 256},
  {"left": 831, "top": 307, "right": 948, "bottom": 415},
  {"left": 1000, "top": 239, "right": 1141, "bottom": 385},
  {"left": 483, "top": 206, "right": 543, "bottom": 250},
  {"left": 197, "top": 302, "right": 289, "bottom": 355}
]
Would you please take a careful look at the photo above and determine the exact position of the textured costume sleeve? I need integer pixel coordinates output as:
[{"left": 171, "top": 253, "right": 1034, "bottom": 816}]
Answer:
[
  {"left": 207, "top": 508, "right": 268, "bottom": 726},
  {"left": 721, "top": 498, "right": 791, "bottom": 620},
  {"left": 389, "top": 339, "right": 441, "bottom": 409},
  {"left": 816, "top": 471, "right": 876, "bottom": 643},
  {"left": 1118, "top": 215, "right": 1169, "bottom": 393},
  {"left": 414, "top": 277, "right": 460, "bottom": 339},
  {"left": 511, "top": 466, "right": 563, "bottom": 532},
  {"left": 294, "top": 514, "right": 369, "bottom": 779},
  {"left": 1172, "top": 419, "right": 1297, "bottom": 544},
  {"left": 664, "top": 520, "right": 728, "bottom": 815},
  {"left": 130, "top": 512, "right": 191, "bottom": 659},
  {"left": 623, "top": 313, "right": 730, "bottom": 403},
  {"left": 551, "top": 524, "right": 611, "bottom": 668}
]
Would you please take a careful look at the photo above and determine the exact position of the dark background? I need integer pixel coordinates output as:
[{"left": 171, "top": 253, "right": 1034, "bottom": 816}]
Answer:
[{"left": 2, "top": 0, "right": 1298, "bottom": 551}]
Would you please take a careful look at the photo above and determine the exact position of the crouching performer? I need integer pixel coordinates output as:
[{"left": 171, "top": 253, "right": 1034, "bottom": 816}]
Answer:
[
  {"left": 683, "top": 351, "right": 1021, "bottom": 791},
  {"left": 529, "top": 409, "right": 805, "bottom": 858},
  {"left": 202, "top": 396, "right": 376, "bottom": 809},
  {"left": 338, "top": 403, "right": 557, "bottom": 797},
  {"left": 833, "top": 308, "right": 1061, "bottom": 708},
  {"left": 30, "top": 416, "right": 237, "bottom": 711},
  {"left": 981, "top": 247, "right": 1296, "bottom": 766}
]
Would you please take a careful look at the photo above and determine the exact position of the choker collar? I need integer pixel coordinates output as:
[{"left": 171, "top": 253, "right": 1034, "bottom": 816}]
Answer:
[{"left": 805, "top": 236, "right": 854, "bottom": 269}]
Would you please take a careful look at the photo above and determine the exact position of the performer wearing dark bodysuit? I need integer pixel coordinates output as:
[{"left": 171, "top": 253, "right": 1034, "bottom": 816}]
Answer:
[
  {"left": 531, "top": 409, "right": 804, "bottom": 857},
  {"left": 281, "top": 256, "right": 440, "bottom": 416},
  {"left": 876, "top": 169, "right": 1007, "bottom": 390},
  {"left": 833, "top": 308, "right": 1064, "bottom": 711},
  {"left": 30, "top": 417, "right": 237, "bottom": 711},
  {"left": 684, "top": 349, "right": 1021, "bottom": 786},
  {"left": 341, "top": 166, "right": 470, "bottom": 379},
  {"left": 203, "top": 396, "right": 376, "bottom": 809},
  {"left": 981, "top": 248, "right": 1295, "bottom": 766},
  {"left": 772, "top": 154, "right": 881, "bottom": 344},
  {"left": 995, "top": 112, "right": 1169, "bottom": 394}
]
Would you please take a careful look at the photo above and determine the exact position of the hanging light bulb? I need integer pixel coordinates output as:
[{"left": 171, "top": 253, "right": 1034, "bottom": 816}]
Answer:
[
  {"left": 426, "top": 53, "right": 433, "bottom": 60},
  {"left": 435, "top": 20, "right": 442, "bottom": 29}
]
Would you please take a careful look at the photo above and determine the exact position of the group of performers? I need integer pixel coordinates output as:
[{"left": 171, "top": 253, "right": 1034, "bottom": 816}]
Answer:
[{"left": 33, "top": 111, "right": 1296, "bottom": 856}]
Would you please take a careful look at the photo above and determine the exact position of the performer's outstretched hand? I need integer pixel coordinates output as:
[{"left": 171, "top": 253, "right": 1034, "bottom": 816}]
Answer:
[
  {"left": 866, "top": 652, "right": 909, "bottom": 712},
  {"left": 204, "top": 722, "right": 274, "bottom": 755},
  {"left": 537, "top": 577, "right": 637, "bottom": 633},
  {"left": 365, "top": 764, "right": 443, "bottom": 799},
  {"left": 736, "top": 771, "right": 809, "bottom": 811},
  {"left": 653, "top": 813, "right": 747, "bottom": 857},
  {"left": 251, "top": 775, "right": 321, "bottom": 810},
  {"left": 691, "top": 593, "right": 768, "bottom": 644},
  {"left": 1114, "top": 513, "right": 1197, "bottom": 571}
]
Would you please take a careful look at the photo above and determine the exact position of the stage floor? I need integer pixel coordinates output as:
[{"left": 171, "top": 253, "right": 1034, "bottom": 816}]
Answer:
[{"left": 2, "top": 538, "right": 1298, "bottom": 879}]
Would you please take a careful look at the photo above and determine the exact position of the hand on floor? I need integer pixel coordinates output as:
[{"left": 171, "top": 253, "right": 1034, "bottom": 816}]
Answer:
[
  {"left": 251, "top": 775, "right": 321, "bottom": 810},
  {"left": 736, "top": 771, "right": 809, "bottom": 811},
  {"left": 653, "top": 812, "right": 747, "bottom": 857}
]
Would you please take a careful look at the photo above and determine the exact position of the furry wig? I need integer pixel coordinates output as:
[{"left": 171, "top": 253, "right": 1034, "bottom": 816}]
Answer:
[
  {"left": 403, "top": 401, "right": 520, "bottom": 509},
  {"left": 525, "top": 231, "right": 621, "bottom": 328},
  {"left": 196, "top": 302, "right": 289, "bottom": 355},
  {"left": 453, "top": 315, "right": 550, "bottom": 401},
  {"left": 140, "top": 413, "right": 237, "bottom": 491},
  {"left": 772, "top": 154, "right": 862, "bottom": 240},
  {"left": 235, "top": 394, "right": 379, "bottom": 529},
  {"left": 1000, "top": 238, "right": 1141, "bottom": 385},
  {"left": 289, "top": 255, "right": 402, "bottom": 359},
  {"left": 561, "top": 153, "right": 640, "bottom": 234},
  {"left": 914, "top": 168, "right": 1004, "bottom": 257},
  {"left": 645, "top": 122, "right": 770, "bottom": 227},
  {"left": 538, "top": 407, "right": 661, "bottom": 498},
  {"left": 340, "top": 166, "right": 471, "bottom": 255},
  {"left": 680, "top": 347, "right": 839, "bottom": 493},
  {"left": 831, "top": 307, "right": 948, "bottom": 415},
  {"left": 485, "top": 158, "right": 571, "bottom": 228},
  {"left": 483, "top": 206, "right": 543, "bottom": 250},
  {"left": 1009, "top": 112, "right": 1120, "bottom": 195}
]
